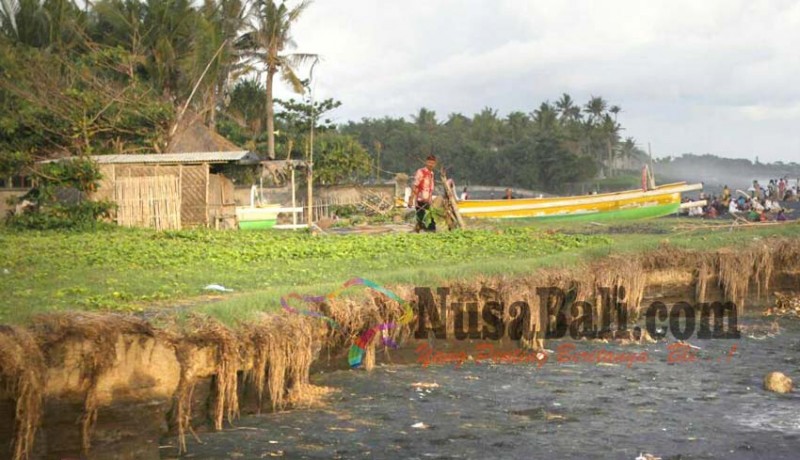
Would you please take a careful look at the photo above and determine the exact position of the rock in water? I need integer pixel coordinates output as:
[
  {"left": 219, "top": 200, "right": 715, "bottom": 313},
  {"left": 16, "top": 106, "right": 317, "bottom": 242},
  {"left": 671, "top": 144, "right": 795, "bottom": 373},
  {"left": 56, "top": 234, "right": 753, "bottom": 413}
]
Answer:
[{"left": 763, "top": 372, "right": 793, "bottom": 393}]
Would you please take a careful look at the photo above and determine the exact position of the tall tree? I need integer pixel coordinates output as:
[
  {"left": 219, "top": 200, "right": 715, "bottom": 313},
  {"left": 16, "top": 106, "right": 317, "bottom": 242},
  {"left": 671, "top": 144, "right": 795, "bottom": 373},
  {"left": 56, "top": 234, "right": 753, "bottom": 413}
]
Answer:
[
  {"left": 198, "top": 0, "right": 249, "bottom": 128},
  {"left": 609, "top": 104, "right": 621, "bottom": 121},
  {"left": 240, "top": 0, "right": 314, "bottom": 159},
  {"left": 532, "top": 102, "right": 557, "bottom": 132},
  {"left": 555, "top": 93, "right": 580, "bottom": 123},
  {"left": 1, "top": 0, "right": 85, "bottom": 49},
  {"left": 584, "top": 95, "right": 607, "bottom": 125}
]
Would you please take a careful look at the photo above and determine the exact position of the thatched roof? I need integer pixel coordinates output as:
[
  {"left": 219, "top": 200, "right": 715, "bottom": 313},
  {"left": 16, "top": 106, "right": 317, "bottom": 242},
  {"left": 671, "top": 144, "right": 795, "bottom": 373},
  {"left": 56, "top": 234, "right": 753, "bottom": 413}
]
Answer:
[{"left": 166, "top": 115, "right": 242, "bottom": 154}]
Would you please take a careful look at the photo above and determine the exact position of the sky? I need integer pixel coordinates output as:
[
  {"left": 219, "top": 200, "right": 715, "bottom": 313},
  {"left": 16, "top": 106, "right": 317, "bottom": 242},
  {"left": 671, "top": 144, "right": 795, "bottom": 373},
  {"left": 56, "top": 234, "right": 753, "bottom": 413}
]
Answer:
[{"left": 273, "top": 0, "right": 800, "bottom": 163}]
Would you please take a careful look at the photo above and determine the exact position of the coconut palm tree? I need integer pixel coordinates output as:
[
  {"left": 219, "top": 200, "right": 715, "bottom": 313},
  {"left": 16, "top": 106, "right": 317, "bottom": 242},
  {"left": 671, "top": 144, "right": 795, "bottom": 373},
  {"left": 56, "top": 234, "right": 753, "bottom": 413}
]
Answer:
[
  {"left": 600, "top": 113, "right": 622, "bottom": 174},
  {"left": 609, "top": 105, "right": 621, "bottom": 121},
  {"left": 1, "top": 0, "right": 84, "bottom": 48},
  {"left": 555, "top": 93, "right": 581, "bottom": 123},
  {"left": 532, "top": 102, "right": 558, "bottom": 132},
  {"left": 584, "top": 95, "right": 607, "bottom": 125},
  {"left": 240, "top": 0, "right": 315, "bottom": 159},
  {"left": 198, "top": 0, "right": 250, "bottom": 128}
]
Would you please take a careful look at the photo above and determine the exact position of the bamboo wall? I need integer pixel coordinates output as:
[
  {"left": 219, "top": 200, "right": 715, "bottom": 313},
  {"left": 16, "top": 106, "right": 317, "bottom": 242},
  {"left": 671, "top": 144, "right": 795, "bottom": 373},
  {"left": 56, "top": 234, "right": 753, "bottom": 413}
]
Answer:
[
  {"left": 95, "top": 163, "right": 218, "bottom": 229},
  {"left": 114, "top": 176, "right": 181, "bottom": 230}
]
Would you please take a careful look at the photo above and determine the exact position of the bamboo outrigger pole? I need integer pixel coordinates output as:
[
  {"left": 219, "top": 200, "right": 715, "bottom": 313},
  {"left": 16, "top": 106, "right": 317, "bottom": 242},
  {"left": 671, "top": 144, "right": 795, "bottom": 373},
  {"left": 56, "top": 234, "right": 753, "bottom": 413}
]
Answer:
[{"left": 440, "top": 167, "right": 465, "bottom": 230}]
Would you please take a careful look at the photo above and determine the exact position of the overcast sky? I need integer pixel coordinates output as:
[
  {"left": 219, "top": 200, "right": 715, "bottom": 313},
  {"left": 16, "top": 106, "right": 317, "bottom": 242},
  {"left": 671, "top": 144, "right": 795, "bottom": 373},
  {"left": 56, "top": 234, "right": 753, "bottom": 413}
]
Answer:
[{"left": 274, "top": 0, "right": 800, "bottom": 163}]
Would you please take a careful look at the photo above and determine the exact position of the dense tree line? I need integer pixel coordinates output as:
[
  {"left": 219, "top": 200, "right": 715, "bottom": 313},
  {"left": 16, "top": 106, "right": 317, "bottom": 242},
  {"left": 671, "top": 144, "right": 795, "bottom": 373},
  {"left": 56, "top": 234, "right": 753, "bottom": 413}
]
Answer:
[
  {"left": 0, "top": 0, "right": 371, "bottom": 186},
  {"left": 1, "top": 0, "right": 648, "bottom": 193},
  {"left": 340, "top": 96, "right": 648, "bottom": 193}
]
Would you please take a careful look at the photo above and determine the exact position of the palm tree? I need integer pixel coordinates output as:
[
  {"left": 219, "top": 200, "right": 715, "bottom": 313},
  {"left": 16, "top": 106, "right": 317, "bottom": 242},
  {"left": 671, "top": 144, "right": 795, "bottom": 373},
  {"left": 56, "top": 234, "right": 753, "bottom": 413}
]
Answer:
[
  {"left": 198, "top": 0, "right": 250, "bottom": 127},
  {"left": 412, "top": 107, "right": 438, "bottom": 128},
  {"left": 555, "top": 93, "right": 581, "bottom": 123},
  {"left": 240, "top": 0, "right": 314, "bottom": 159},
  {"left": 584, "top": 95, "right": 607, "bottom": 125},
  {"left": 1, "top": 0, "right": 84, "bottom": 48},
  {"left": 620, "top": 136, "right": 636, "bottom": 169},
  {"left": 91, "top": 0, "right": 197, "bottom": 97},
  {"left": 532, "top": 102, "right": 557, "bottom": 132},
  {"left": 600, "top": 113, "right": 621, "bottom": 174},
  {"left": 609, "top": 105, "right": 621, "bottom": 121},
  {"left": 505, "top": 111, "right": 529, "bottom": 144}
]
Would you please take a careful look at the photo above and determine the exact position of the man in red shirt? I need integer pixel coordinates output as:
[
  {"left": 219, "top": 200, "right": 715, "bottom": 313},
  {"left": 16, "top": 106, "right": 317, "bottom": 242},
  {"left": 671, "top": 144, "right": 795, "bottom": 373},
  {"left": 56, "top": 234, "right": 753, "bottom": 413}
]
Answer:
[{"left": 409, "top": 155, "right": 437, "bottom": 232}]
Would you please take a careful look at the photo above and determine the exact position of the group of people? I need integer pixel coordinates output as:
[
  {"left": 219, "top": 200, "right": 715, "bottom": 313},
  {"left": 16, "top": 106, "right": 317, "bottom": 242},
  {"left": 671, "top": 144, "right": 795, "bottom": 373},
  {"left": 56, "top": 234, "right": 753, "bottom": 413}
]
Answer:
[{"left": 684, "top": 178, "right": 798, "bottom": 222}]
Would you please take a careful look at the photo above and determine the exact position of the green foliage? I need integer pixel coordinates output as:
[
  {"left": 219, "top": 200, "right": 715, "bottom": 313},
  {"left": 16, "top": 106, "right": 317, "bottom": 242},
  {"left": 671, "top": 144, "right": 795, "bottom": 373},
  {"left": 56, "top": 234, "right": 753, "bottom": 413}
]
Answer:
[
  {"left": 313, "top": 131, "right": 372, "bottom": 185},
  {"left": 7, "top": 201, "right": 115, "bottom": 230},
  {"left": 5, "top": 158, "right": 115, "bottom": 230},
  {"left": 0, "top": 224, "right": 609, "bottom": 321},
  {"left": 330, "top": 204, "right": 358, "bottom": 218},
  {"left": 0, "top": 42, "right": 173, "bottom": 163},
  {"left": 422, "top": 206, "right": 444, "bottom": 229},
  {"left": 342, "top": 96, "right": 643, "bottom": 193}
]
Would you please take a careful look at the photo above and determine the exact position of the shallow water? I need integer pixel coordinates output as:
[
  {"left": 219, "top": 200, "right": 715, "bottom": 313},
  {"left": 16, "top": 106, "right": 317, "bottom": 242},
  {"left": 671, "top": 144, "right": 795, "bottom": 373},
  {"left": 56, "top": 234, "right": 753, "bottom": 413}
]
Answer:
[{"left": 164, "top": 317, "right": 800, "bottom": 460}]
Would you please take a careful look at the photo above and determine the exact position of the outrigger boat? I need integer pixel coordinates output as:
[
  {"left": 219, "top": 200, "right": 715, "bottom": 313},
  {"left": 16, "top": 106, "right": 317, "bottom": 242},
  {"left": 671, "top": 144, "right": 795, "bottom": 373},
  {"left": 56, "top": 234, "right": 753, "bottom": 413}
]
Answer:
[{"left": 456, "top": 182, "right": 703, "bottom": 221}]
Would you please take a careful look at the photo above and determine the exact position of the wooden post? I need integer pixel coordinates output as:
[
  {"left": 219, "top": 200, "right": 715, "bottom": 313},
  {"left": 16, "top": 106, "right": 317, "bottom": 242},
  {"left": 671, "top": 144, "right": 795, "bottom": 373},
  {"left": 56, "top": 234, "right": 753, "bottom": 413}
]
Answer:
[
  {"left": 291, "top": 166, "right": 297, "bottom": 228},
  {"left": 204, "top": 162, "right": 209, "bottom": 227},
  {"left": 178, "top": 164, "right": 183, "bottom": 229},
  {"left": 306, "top": 162, "right": 313, "bottom": 224}
]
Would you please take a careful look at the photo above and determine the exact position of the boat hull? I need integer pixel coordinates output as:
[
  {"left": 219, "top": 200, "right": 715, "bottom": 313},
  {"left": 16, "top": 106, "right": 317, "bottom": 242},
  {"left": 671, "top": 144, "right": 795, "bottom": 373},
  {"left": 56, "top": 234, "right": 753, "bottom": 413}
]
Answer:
[
  {"left": 236, "top": 205, "right": 280, "bottom": 229},
  {"left": 457, "top": 183, "right": 701, "bottom": 220}
]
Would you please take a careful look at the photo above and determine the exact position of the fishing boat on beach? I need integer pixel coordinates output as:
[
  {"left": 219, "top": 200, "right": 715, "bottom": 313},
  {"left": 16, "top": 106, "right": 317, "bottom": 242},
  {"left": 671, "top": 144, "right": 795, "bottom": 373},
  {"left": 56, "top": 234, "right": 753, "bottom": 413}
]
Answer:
[{"left": 456, "top": 182, "right": 703, "bottom": 221}]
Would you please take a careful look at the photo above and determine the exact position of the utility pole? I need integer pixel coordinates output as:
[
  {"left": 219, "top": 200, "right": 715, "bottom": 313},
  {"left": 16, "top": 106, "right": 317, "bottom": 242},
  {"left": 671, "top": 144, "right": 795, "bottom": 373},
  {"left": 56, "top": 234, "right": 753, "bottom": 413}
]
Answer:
[
  {"left": 307, "top": 57, "right": 319, "bottom": 225},
  {"left": 374, "top": 141, "right": 382, "bottom": 183}
]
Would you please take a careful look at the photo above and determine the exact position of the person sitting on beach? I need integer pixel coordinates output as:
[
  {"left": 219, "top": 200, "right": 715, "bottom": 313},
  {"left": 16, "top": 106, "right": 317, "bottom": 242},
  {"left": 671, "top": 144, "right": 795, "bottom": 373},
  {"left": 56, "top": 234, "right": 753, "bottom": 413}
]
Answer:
[
  {"left": 777, "top": 209, "right": 787, "bottom": 222},
  {"left": 764, "top": 198, "right": 776, "bottom": 211},
  {"left": 460, "top": 187, "right": 469, "bottom": 201},
  {"left": 728, "top": 199, "right": 739, "bottom": 214},
  {"left": 748, "top": 209, "right": 759, "bottom": 222},
  {"left": 759, "top": 210, "right": 768, "bottom": 222},
  {"left": 706, "top": 205, "right": 718, "bottom": 219}
]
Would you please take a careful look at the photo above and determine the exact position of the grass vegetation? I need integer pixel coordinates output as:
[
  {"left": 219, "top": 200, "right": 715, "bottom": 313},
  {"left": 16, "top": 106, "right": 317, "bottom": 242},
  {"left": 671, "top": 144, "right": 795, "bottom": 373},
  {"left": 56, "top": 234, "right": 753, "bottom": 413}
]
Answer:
[{"left": 1, "top": 218, "right": 797, "bottom": 325}]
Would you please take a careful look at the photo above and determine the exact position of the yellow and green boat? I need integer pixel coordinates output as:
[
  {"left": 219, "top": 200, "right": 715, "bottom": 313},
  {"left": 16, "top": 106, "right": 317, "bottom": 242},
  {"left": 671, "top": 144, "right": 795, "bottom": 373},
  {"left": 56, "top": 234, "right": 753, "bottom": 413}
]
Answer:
[{"left": 457, "top": 182, "right": 703, "bottom": 221}]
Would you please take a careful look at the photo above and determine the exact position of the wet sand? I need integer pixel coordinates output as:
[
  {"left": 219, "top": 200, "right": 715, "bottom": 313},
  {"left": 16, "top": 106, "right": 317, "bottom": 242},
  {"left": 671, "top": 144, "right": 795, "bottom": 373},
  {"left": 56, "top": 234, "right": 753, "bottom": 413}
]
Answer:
[{"left": 162, "top": 317, "right": 800, "bottom": 460}]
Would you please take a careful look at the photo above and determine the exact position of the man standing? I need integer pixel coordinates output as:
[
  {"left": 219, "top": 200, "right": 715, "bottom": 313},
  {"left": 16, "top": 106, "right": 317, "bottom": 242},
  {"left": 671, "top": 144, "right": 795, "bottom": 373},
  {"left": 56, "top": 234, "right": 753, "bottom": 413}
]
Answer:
[{"left": 409, "top": 155, "right": 437, "bottom": 232}]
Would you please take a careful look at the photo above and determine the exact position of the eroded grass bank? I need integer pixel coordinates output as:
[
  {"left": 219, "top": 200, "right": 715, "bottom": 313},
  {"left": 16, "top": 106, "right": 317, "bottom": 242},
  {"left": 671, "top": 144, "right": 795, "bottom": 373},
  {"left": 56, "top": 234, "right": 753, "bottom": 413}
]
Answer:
[{"left": 0, "top": 231, "right": 799, "bottom": 459}]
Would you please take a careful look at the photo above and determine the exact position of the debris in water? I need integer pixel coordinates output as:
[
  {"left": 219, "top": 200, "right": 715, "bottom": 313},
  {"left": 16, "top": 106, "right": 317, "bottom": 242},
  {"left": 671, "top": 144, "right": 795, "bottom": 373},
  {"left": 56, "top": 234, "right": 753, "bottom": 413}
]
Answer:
[
  {"left": 411, "top": 422, "right": 429, "bottom": 429},
  {"left": 204, "top": 284, "right": 234, "bottom": 292},
  {"left": 635, "top": 453, "right": 661, "bottom": 460},
  {"left": 410, "top": 382, "right": 439, "bottom": 389},
  {"left": 677, "top": 340, "right": 701, "bottom": 350},
  {"left": 763, "top": 371, "right": 794, "bottom": 393},
  {"left": 2, "top": 268, "right": 9, "bottom": 275}
]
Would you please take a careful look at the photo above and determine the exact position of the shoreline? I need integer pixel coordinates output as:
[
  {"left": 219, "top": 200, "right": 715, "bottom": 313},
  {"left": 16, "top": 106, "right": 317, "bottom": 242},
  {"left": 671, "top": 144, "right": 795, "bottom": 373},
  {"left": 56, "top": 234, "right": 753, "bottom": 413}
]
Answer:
[{"left": 1, "top": 236, "right": 799, "bottom": 458}]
